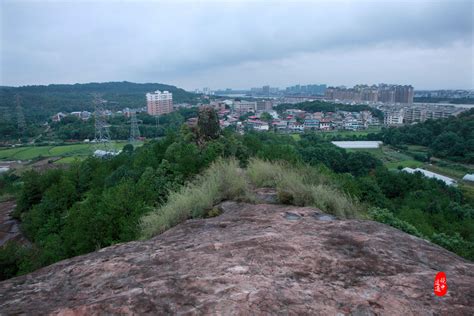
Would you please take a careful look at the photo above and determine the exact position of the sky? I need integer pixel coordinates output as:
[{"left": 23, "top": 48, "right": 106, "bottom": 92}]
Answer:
[{"left": 1, "top": 0, "right": 473, "bottom": 90}]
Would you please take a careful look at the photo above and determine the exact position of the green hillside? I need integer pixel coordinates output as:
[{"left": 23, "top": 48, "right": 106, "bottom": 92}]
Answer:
[{"left": 0, "top": 81, "right": 199, "bottom": 122}]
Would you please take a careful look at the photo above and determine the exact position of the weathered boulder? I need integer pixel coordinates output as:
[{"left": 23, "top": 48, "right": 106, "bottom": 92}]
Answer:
[{"left": 1, "top": 202, "right": 473, "bottom": 315}]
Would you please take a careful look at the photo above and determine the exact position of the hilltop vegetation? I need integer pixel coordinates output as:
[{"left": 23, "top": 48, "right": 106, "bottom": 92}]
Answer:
[{"left": 0, "top": 107, "right": 473, "bottom": 280}]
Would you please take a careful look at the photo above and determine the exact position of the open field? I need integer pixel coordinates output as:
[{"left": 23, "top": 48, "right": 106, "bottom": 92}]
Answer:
[
  {"left": 347, "top": 146, "right": 424, "bottom": 169},
  {"left": 351, "top": 145, "right": 474, "bottom": 190},
  {"left": 406, "top": 145, "right": 430, "bottom": 153},
  {"left": 0, "top": 141, "right": 133, "bottom": 162},
  {"left": 0, "top": 147, "right": 51, "bottom": 160},
  {"left": 54, "top": 156, "right": 86, "bottom": 164}
]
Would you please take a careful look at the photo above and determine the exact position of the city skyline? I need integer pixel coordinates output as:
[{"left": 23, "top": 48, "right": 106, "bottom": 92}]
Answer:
[{"left": 1, "top": 0, "right": 473, "bottom": 90}]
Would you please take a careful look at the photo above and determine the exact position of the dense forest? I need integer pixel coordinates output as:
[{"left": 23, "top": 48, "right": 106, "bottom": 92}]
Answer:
[
  {"left": 379, "top": 109, "right": 474, "bottom": 163},
  {"left": 1, "top": 107, "right": 473, "bottom": 280}
]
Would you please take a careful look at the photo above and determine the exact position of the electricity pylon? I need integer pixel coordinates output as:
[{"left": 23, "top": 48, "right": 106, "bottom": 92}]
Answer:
[
  {"left": 93, "top": 94, "right": 112, "bottom": 152},
  {"left": 129, "top": 111, "right": 140, "bottom": 143},
  {"left": 16, "top": 95, "right": 26, "bottom": 139}
]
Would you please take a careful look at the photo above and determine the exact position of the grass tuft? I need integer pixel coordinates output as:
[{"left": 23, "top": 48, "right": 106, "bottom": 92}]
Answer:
[
  {"left": 247, "top": 159, "right": 358, "bottom": 217},
  {"left": 140, "top": 159, "right": 251, "bottom": 238}
]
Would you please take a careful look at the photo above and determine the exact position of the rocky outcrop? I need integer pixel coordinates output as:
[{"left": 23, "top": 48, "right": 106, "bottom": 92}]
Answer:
[
  {"left": 1, "top": 202, "right": 473, "bottom": 315},
  {"left": 0, "top": 200, "right": 26, "bottom": 247}
]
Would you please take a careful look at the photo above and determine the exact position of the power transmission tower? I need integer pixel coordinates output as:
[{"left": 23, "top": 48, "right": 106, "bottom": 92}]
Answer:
[
  {"left": 93, "top": 94, "right": 112, "bottom": 152},
  {"left": 129, "top": 111, "right": 140, "bottom": 143},
  {"left": 16, "top": 95, "right": 26, "bottom": 139}
]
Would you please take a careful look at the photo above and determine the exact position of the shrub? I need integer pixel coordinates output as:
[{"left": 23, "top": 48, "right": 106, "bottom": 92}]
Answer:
[
  {"left": 246, "top": 158, "right": 286, "bottom": 187},
  {"left": 368, "top": 207, "right": 424, "bottom": 238},
  {"left": 430, "top": 232, "right": 474, "bottom": 260},
  {"left": 277, "top": 179, "right": 357, "bottom": 218},
  {"left": 0, "top": 242, "right": 41, "bottom": 281},
  {"left": 246, "top": 159, "right": 331, "bottom": 188}
]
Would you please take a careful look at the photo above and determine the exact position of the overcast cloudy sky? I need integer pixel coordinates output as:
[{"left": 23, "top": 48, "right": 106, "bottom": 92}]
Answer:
[{"left": 1, "top": 0, "right": 473, "bottom": 90}]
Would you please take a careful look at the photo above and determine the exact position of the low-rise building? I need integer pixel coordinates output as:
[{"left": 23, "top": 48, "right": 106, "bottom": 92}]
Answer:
[
  {"left": 52, "top": 112, "right": 67, "bottom": 122},
  {"left": 272, "top": 120, "right": 288, "bottom": 131},
  {"left": 289, "top": 122, "right": 304, "bottom": 132},
  {"left": 246, "top": 119, "right": 269, "bottom": 131},
  {"left": 233, "top": 101, "right": 256, "bottom": 115},
  {"left": 384, "top": 109, "right": 404, "bottom": 126},
  {"left": 304, "top": 119, "right": 320, "bottom": 130},
  {"left": 285, "top": 109, "right": 306, "bottom": 118},
  {"left": 209, "top": 101, "right": 227, "bottom": 111},
  {"left": 319, "top": 118, "right": 332, "bottom": 130}
]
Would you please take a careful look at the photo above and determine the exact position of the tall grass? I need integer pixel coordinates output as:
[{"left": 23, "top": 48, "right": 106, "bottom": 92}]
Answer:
[
  {"left": 140, "top": 158, "right": 360, "bottom": 239},
  {"left": 140, "top": 159, "right": 251, "bottom": 238},
  {"left": 246, "top": 159, "right": 286, "bottom": 187},
  {"left": 247, "top": 159, "right": 359, "bottom": 218},
  {"left": 246, "top": 159, "right": 331, "bottom": 187}
]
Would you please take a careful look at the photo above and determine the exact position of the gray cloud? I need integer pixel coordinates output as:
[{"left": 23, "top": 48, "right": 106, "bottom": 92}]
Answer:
[{"left": 1, "top": 0, "right": 473, "bottom": 89}]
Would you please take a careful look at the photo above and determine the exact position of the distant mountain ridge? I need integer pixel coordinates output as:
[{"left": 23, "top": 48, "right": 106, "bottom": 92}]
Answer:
[{"left": 0, "top": 81, "right": 198, "bottom": 121}]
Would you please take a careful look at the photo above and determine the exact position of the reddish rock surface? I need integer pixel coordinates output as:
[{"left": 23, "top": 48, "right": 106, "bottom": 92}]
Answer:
[{"left": 0, "top": 202, "right": 473, "bottom": 315}]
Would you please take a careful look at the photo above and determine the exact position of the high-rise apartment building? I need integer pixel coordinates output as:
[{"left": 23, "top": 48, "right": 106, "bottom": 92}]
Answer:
[
  {"left": 287, "top": 84, "right": 326, "bottom": 95},
  {"left": 146, "top": 90, "right": 173, "bottom": 116},
  {"left": 377, "top": 85, "right": 396, "bottom": 103},
  {"left": 394, "top": 85, "right": 414, "bottom": 104},
  {"left": 325, "top": 84, "right": 413, "bottom": 104}
]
